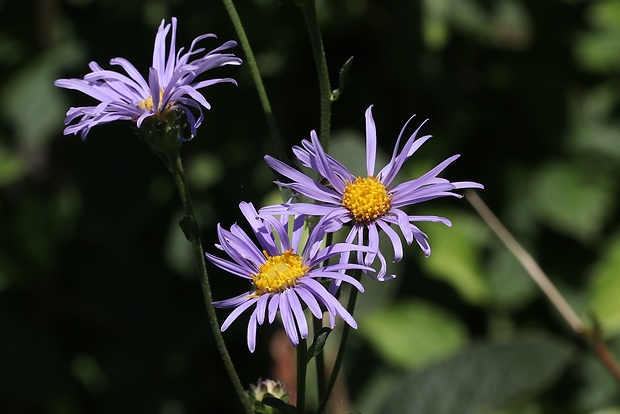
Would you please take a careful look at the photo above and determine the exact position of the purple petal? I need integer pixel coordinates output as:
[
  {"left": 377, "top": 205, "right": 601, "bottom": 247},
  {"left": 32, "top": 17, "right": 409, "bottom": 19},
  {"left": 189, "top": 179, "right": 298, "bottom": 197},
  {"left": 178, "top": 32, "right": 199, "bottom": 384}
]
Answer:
[
  {"left": 220, "top": 298, "right": 257, "bottom": 331},
  {"left": 365, "top": 105, "right": 377, "bottom": 177}
]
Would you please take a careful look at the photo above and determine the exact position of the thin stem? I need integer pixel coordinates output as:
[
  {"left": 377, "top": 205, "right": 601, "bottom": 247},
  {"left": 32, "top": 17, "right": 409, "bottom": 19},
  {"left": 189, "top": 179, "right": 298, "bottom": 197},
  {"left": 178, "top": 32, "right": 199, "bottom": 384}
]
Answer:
[
  {"left": 465, "top": 190, "right": 585, "bottom": 334},
  {"left": 296, "top": 337, "right": 308, "bottom": 414},
  {"left": 220, "top": 0, "right": 288, "bottom": 163},
  {"left": 300, "top": 0, "right": 332, "bottom": 151},
  {"left": 465, "top": 190, "right": 620, "bottom": 386},
  {"left": 316, "top": 269, "right": 362, "bottom": 414},
  {"left": 169, "top": 154, "right": 253, "bottom": 414},
  {"left": 312, "top": 317, "right": 326, "bottom": 405},
  {"left": 592, "top": 339, "right": 620, "bottom": 384},
  {"left": 313, "top": 231, "right": 333, "bottom": 404}
]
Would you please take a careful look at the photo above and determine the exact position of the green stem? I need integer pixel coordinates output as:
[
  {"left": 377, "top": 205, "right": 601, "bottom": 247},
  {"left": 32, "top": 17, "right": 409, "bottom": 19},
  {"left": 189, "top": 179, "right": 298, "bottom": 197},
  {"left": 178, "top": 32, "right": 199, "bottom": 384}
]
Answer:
[
  {"left": 168, "top": 153, "right": 253, "bottom": 414},
  {"left": 221, "top": 0, "right": 288, "bottom": 163},
  {"left": 312, "top": 312, "right": 326, "bottom": 405},
  {"left": 313, "top": 231, "right": 333, "bottom": 404},
  {"left": 296, "top": 337, "right": 308, "bottom": 414},
  {"left": 315, "top": 269, "right": 362, "bottom": 414},
  {"left": 300, "top": 0, "right": 332, "bottom": 151}
]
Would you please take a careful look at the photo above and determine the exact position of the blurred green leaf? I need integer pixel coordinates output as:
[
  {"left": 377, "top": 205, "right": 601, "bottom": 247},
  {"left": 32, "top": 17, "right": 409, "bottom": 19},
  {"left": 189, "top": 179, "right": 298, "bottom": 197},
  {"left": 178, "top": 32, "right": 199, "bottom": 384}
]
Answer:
[
  {"left": 1, "top": 42, "right": 84, "bottom": 147},
  {"left": 164, "top": 212, "right": 195, "bottom": 277},
  {"left": 530, "top": 161, "right": 615, "bottom": 243},
  {"left": 588, "top": 232, "right": 620, "bottom": 337},
  {"left": 378, "top": 335, "right": 574, "bottom": 414},
  {"left": 575, "top": 1, "right": 620, "bottom": 73},
  {"left": 571, "top": 339, "right": 620, "bottom": 412},
  {"left": 187, "top": 153, "right": 224, "bottom": 190},
  {"left": 0, "top": 143, "right": 26, "bottom": 187},
  {"left": 359, "top": 300, "right": 468, "bottom": 369},
  {"left": 490, "top": 401, "right": 543, "bottom": 414},
  {"left": 590, "top": 409, "right": 620, "bottom": 414},
  {"left": 328, "top": 129, "right": 372, "bottom": 177},
  {"left": 419, "top": 209, "right": 490, "bottom": 305},
  {"left": 567, "top": 86, "right": 620, "bottom": 162},
  {"left": 486, "top": 246, "right": 538, "bottom": 311}
]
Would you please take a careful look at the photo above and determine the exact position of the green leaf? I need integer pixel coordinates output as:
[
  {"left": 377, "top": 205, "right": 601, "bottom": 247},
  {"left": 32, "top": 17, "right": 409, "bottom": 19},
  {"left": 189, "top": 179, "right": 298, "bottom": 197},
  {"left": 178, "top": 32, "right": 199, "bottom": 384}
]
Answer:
[
  {"left": 486, "top": 246, "right": 538, "bottom": 311},
  {"left": 307, "top": 327, "right": 331, "bottom": 362},
  {"left": 359, "top": 300, "right": 468, "bottom": 369},
  {"left": 261, "top": 396, "right": 297, "bottom": 414},
  {"left": 588, "top": 232, "right": 620, "bottom": 337},
  {"left": 331, "top": 56, "right": 353, "bottom": 101},
  {"left": 378, "top": 335, "right": 574, "bottom": 414},
  {"left": 1, "top": 42, "right": 84, "bottom": 146},
  {"left": 0, "top": 143, "right": 25, "bottom": 187},
  {"left": 530, "top": 161, "right": 615, "bottom": 243},
  {"left": 590, "top": 409, "right": 620, "bottom": 414},
  {"left": 419, "top": 209, "right": 490, "bottom": 305}
]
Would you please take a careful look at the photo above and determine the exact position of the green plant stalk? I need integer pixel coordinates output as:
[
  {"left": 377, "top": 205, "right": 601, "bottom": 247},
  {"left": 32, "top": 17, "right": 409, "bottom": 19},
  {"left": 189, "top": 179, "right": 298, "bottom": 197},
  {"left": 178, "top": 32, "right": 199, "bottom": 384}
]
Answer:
[
  {"left": 301, "top": 0, "right": 332, "bottom": 151},
  {"left": 167, "top": 153, "right": 253, "bottom": 414},
  {"left": 312, "top": 230, "right": 334, "bottom": 403},
  {"left": 312, "top": 306, "right": 327, "bottom": 404},
  {"left": 315, "top": 269, "right": 362, "bottom": 414},
  {"left": 297, "top": 337, "right": 308, "bottom": 414},
  {"left": 221, "top": 0, "right": 288, "bottom": 163}
]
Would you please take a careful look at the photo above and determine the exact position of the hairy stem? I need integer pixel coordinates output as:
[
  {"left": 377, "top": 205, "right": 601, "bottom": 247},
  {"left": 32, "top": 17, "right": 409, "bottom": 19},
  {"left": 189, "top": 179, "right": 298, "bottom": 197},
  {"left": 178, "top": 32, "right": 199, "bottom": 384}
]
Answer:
[
  {"left": 297, "top": 337, "right": 308, "bottom": 414},
  {"left": 169, "top": 154, "right": 253, "bottom": 414}
]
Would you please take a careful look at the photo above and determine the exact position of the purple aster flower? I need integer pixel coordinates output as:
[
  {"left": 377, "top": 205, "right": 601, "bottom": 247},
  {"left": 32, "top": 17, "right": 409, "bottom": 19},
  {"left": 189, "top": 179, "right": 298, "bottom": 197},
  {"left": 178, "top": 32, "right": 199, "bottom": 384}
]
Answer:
[
  {"left": 54, "top": 17, "right": 241, "bottom": 140},
  {"left": 261, "top": 105, "right": 484, "bottom": 280},
  {"left": 206, "top": 202, "right": 375, "bottom": 353}
]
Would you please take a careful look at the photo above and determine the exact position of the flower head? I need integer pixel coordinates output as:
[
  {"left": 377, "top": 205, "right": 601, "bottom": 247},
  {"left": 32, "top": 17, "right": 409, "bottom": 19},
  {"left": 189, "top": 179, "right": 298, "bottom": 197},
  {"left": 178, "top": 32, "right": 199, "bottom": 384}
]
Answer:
[
  {"left": 206, "top": 202, "right": 375, "bottom": 352},
  {"left": 247, "top": 378, "right": 290, "bottom": 414},
  {"left": 55, "top": 17, "right": 241, "bottom": 140},
  {"left": 261, "top": 105, "right": 484, "bottom": 280}
]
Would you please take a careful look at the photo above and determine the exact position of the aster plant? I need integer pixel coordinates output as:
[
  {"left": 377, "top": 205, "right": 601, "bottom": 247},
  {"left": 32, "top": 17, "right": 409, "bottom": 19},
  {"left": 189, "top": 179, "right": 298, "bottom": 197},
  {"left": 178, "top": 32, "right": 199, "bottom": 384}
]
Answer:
[
  {"left": 54, "top": 17, "right": 241, "bottom": 142},
  {"left": 54, "top": 17, "right": 255, "bottom": 414},
  {"left": 261, "top": 105, "right": 484, "bottom": 280},
  {"left": 206, "top": 202, "right": 376, "bottom": 353}
]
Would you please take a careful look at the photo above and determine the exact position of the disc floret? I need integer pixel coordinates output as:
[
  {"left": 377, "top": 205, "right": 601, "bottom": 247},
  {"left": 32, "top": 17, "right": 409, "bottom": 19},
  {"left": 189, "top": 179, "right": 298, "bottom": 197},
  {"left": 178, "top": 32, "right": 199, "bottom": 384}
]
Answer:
[{"left": 342, "top": 176, "right": 392, "bottom": 223}]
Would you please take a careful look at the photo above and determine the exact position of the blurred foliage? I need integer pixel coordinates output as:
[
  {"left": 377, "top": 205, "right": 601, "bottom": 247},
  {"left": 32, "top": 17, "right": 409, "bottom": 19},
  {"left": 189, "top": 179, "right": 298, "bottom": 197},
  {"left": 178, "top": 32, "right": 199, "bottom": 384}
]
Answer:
[{"left": 1, "top": 0, "right": 620, "bottom": 413}]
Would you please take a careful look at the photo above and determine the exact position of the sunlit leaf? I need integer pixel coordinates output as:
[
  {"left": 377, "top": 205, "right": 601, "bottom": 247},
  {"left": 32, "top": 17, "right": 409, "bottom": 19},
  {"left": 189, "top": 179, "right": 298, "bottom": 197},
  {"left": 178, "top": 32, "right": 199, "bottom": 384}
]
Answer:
[
  {"left": 419, "top": 209, "right": 491, "bottom": 305},
  {"left": 530, "top": 161, "right": 616, "bottom": 243},
  {"left": 359, "top": 300, "right": 468, "bottom": 369},
  {"left": 588, "top": 233, "right": 620, "bottom": 337}
]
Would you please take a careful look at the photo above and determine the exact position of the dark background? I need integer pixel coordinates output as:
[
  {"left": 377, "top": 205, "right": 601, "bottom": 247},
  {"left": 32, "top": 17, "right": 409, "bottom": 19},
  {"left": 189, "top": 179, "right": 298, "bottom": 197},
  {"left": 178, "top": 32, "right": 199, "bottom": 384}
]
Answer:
[{"left": 1, "top": 0, "right": 620, "bottom": 413}]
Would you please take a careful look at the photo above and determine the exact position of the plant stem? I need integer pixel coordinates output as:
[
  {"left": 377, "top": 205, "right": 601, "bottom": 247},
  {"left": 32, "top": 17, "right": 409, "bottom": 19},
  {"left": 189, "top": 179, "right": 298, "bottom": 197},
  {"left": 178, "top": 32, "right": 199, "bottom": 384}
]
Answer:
[
  {"left": 465, "top": 190, "right": 585, "bottom": 334},
  {"left": 220, "top": 0, "right": 288, "bottom": 163},
  {"left": 315, "top": 269, "right": 361, "bottom": 414},
  {"left": 168, "top": 153, "right": 253, "bottom": 414},
  {"left": 300, "top": 0, "right": 332, "bottom": 151},
  {"left": 465, "top": 190, "right": 620, "bottom": 386},
  {"left": 312, "top": 317, "right": 327, "bottom": 405},
  {"left": 312, "top": 230, "right": 333, "bottom": 404},
  {"left": 296, "top": 337, "right": 308, "bottom": 414}
]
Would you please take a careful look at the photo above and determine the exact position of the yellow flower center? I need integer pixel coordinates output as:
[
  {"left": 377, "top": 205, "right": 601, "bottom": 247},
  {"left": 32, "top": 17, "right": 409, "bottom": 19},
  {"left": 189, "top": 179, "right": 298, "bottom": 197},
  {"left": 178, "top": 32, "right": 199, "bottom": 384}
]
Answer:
[
  {"left": 342, "top": 176, "right": 392, "bottom": 223},
  {"left": 251, "top": 249, "right": 309, "bottom": 296},
  {"left": 138, "top": 89, "right": 166, "bottom": 112}
]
